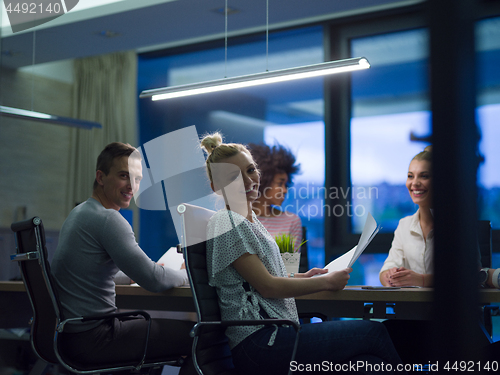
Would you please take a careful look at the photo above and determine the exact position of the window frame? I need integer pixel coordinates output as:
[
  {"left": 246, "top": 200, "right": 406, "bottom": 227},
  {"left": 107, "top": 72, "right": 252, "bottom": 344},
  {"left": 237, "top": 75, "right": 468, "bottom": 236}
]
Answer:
[
  {"left": 323, "top": 3, "right": 500, "bottom": 263},
  {"left": 324, "top": 8, "right": 427, "bottom": 262}
]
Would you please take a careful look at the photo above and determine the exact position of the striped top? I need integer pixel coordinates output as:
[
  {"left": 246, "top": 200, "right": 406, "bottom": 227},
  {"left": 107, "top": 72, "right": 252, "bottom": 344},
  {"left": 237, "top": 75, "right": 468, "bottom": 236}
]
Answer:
[{"left": 257, "top": 211, "right": 303, "bottom": 252}]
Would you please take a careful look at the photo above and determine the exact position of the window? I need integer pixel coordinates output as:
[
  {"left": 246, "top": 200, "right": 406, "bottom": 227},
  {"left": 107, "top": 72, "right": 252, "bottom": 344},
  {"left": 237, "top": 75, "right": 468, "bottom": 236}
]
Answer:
[
  {"left": 138, "top": 26, "right": 326, "bottom": 267},
  {"left": 265, "top": 122, "right": 325, "bottom": 267},
  {"left": 350, "top": 28, "right": 430, "bottom": 234}
]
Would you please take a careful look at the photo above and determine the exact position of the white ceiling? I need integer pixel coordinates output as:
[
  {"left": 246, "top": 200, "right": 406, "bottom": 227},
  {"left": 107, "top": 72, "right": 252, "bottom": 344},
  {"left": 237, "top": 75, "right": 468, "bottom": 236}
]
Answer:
[{"left": 0, "top": 0, "right": 422, "bottom": 69}]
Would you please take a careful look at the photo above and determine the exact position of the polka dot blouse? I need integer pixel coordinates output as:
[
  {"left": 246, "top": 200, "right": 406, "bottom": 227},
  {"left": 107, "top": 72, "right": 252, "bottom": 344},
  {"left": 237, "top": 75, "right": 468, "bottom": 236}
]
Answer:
[{"left": 206, "top": 209, "right": 299, "bottom": 349}]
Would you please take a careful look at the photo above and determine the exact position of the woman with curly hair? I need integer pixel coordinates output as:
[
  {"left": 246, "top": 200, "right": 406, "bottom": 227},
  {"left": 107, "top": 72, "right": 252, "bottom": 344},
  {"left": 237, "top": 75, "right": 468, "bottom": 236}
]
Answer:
[{"left": 248, "top": 143, "right": 304, "bottom": 253}]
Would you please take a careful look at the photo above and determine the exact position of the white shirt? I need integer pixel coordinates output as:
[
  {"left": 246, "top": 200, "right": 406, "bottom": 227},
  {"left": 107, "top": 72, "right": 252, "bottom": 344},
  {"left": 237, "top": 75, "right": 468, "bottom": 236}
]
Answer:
[{"left": 380, "top": 209, "right": 434, "bottom": 276}]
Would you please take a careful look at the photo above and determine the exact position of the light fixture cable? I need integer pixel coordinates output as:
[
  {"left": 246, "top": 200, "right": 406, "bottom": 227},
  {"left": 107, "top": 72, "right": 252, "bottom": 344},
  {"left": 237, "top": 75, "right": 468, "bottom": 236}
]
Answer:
[
  {"left": 266, "top": 0, "right": 269, "bottom": 72},
  {"left": 224, "top": 0, "right": 228, "bottom": 78},
  {"left": 31, "top": 30, "right": 36, "bottom": 112},
  {"left": 0, "top": 29, "right": 101, "bottom": 129}
]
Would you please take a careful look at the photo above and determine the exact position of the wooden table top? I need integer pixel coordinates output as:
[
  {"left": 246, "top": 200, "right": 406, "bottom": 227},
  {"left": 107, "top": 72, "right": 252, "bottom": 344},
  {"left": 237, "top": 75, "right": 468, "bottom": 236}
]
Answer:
[{"left": 3, "top": 281, "right": 499, "bottom": 304}]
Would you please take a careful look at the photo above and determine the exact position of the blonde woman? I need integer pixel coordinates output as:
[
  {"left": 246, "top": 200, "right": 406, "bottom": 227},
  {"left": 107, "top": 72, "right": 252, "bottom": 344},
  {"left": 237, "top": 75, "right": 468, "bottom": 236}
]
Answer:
[
  {"left": 202, "top": 132, "right": 405, "bottom": 375},
  {"left": 380, "top": 146, "right": 434, "bottom": 287}
]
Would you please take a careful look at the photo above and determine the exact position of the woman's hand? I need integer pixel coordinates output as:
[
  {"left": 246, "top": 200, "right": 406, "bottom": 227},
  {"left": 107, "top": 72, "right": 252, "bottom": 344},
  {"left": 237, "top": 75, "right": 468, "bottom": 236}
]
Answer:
[
  {"left": 296, "top": 268, "right": 328, "bottom": 278},
  {"left": 324, "top": 268, "right": 352, "bottom": 291},
  {"left": 388, "top": 267, "right": 424, "bottom": 287},
  {"left": 380, "top": 267, "right": 398, "bottom": 286}
]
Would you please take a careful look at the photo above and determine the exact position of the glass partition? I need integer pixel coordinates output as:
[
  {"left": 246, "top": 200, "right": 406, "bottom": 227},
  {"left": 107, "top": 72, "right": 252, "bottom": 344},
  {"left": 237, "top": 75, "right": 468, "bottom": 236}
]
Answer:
[
  {"left": 350, "top": 28, "right": 430, "bottom": 234},
  {"left": 477, "top": 16, "right": 500, "bottom": 231},
  {"left": 138, "top": 26, "right": 326, "bottom": 267}
]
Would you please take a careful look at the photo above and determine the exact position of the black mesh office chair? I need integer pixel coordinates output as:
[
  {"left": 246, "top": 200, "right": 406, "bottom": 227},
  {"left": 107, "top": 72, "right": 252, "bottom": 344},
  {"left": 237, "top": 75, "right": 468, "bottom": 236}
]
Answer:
[
  {"left": 10, "top": 216, "right": 183, "bottom": 374},
  {"left": 177, "top": 204, "right": 300, "bottom": 375}
]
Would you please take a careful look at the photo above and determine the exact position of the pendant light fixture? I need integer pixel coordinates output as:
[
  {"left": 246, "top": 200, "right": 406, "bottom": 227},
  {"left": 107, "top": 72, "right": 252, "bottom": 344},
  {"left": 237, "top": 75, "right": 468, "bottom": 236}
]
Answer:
[
  {"left": 0, "top": 105, "right": 101, "bottom": 129},
  {"left": 140, "top": 1, "right": 370, "bottom": 101},
  {"left": 0, "top": 30, "right": 102, "bottom": 129}
]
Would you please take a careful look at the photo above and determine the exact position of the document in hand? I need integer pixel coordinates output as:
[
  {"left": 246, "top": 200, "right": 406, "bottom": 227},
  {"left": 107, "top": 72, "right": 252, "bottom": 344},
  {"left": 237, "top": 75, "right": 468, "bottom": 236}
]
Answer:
[
  {"left": 131, "top": 247, "right": 189, "bottom": 287},
  {"left": 158, "top": 247, "right": 190, "bottom": 287},
  {"left": 323, "top": 213, "right": 381, "bottom": 273},
  {"left": 157, "top": 247, "right": 185, "bottom": 270}
]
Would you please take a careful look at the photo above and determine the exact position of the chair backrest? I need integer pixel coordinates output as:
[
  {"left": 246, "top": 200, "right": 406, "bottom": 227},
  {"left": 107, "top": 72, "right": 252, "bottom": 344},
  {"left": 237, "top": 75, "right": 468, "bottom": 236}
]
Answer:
[
  {"left": 178, "top": 204, "right": 239, "bottom": 375},
  {"left": 10, "top": 217, "right": 62, "bottom": 364},
  {"left": 478, "top": 220, "right": 492, "bottom": 268}
]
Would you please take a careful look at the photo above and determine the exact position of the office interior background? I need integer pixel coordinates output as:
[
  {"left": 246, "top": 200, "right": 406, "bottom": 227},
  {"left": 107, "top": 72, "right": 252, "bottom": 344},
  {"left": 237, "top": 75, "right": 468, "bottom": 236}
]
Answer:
[{"left": 1, "top": 0, "right": 500, "bottom": 371}]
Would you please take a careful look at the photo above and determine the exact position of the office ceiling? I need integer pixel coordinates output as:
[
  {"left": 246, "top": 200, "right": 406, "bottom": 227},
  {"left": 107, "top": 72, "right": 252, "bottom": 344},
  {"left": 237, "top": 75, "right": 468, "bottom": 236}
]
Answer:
[{"left": 0, "top": 0, "right": 422, "bottom": 69}]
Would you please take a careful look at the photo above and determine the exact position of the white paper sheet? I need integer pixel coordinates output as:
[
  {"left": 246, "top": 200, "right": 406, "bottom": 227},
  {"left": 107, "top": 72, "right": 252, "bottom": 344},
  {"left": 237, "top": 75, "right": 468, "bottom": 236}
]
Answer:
[
  {"left": 320, "top": 213, "right": 380, "bottom": 274},
  {"left": 323, "top": 247, "right": 356, "bottom": 273},
  {"left": 157, "top": 246, "right": 185, "bottom": 270},
  {"left": 130, "top": 247, "right": 188, "bottom": 287}
]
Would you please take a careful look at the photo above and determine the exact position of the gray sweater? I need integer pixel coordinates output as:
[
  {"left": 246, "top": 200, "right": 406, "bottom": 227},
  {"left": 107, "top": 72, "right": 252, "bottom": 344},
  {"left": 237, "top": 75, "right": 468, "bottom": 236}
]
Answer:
[{"left": 51, "top": 198, "right": 188, "bottom": 332}]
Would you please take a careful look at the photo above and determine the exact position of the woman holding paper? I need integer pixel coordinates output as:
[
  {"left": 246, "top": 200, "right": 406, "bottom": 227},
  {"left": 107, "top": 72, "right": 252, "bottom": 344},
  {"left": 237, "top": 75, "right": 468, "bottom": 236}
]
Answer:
[
  {"left": 379, "top": 146, "right": 434, "bottom": 287},
  {"left": 201, "top": 132, "right": 405, "bottom": 375}
]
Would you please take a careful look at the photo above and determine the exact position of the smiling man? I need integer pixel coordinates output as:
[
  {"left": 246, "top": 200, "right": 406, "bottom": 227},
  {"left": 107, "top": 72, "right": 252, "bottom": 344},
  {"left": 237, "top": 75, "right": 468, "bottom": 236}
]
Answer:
[{"left": 51, "top": 142, "right": 195, "bottom": 373}]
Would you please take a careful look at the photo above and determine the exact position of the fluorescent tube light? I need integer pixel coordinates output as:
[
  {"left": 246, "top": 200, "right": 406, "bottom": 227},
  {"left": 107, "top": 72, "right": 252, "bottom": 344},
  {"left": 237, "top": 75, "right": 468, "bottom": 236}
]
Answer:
[
  {"left": 0, "top": 105, "right": 102, "bottom": 129},
  {"left": 140, "top": 57, "right": 370, "bottom": 101}
]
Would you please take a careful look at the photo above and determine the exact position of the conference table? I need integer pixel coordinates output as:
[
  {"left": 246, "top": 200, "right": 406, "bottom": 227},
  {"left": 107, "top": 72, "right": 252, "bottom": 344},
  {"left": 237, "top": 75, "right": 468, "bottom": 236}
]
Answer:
[{"left": 2, "top": 280, "right": 500, "bottom": 329}]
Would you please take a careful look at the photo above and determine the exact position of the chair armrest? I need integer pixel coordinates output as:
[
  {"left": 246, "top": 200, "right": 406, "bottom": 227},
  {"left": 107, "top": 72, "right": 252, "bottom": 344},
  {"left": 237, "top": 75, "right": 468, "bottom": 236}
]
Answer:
[
  {"left": 81, "top": 310, "right": 151, "bottom": 322},
  {"left": 10, "top": 252, "right": 39, "bottom": 262},
  {"left": 58, "top": 310, "right": 151, "bottom": 332},
  {"left": 191, "top": 318, "right": 300, "bottom": 337}
]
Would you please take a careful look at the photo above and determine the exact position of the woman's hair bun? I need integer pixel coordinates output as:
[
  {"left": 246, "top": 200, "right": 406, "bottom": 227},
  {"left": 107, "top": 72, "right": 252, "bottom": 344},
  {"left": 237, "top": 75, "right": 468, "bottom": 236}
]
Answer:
[
  {"left": 201, "top": 132, "right": 223, "bottom": 154},
  {"left": 424, "top": 145, "right": 432, "bottom": 153}
]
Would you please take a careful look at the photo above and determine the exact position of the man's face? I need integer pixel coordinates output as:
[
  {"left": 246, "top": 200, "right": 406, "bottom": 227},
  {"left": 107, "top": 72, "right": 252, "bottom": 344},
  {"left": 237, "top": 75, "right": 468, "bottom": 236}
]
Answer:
[{"left": 98, "top": 156, "right": 142, "bottom": 210}]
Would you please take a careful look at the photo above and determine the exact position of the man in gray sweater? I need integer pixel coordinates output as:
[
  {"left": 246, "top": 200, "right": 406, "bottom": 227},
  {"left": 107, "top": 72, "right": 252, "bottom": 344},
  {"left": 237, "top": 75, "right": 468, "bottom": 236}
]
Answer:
[{"left": 51, "top": 142, "right": 195, "bottom": 373}]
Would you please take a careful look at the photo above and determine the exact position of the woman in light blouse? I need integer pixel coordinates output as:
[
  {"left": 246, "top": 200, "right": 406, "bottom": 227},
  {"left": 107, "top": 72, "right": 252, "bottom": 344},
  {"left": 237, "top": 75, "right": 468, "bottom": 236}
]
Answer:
[{"left": 379, "top": 146, "right": 434, "bottom": 287}]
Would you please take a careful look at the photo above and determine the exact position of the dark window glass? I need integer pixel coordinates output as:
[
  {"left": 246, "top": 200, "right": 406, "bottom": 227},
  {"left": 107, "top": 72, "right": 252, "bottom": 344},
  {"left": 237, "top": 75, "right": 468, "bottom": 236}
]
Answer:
[
  {"left": 350, "top": 29, "right": 430, "bottom": 234},
  {"left": 138, "top": 27, "right": 326, "bottom": 268}
]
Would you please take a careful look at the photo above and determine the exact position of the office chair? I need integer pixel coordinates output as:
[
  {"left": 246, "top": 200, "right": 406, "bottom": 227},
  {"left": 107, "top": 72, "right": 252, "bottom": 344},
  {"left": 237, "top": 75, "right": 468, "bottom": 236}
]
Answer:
[
  {"left": 477, "top": 220, "right": 499, "bottom": 339},
  {"left": 177, "top": 203, "right": 301, "bottom": 375},
  {"left": 10, "top": 216, "right": 183, "bottom": 374}
]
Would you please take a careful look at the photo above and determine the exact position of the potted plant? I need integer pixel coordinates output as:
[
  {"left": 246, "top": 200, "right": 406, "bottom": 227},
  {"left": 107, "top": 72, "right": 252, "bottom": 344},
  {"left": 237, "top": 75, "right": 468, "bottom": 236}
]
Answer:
[{"left": 275, "top": 233, "right": 307, "bottom": 275}]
